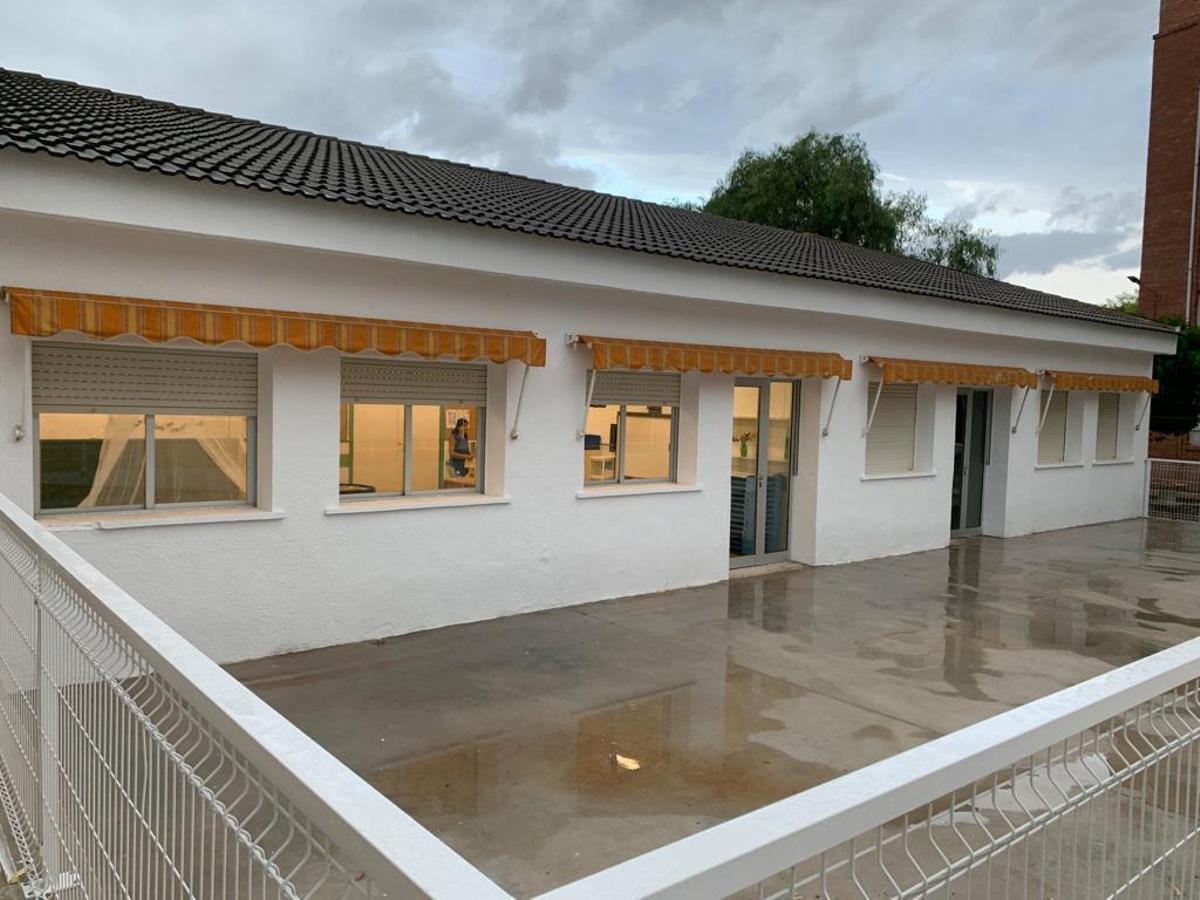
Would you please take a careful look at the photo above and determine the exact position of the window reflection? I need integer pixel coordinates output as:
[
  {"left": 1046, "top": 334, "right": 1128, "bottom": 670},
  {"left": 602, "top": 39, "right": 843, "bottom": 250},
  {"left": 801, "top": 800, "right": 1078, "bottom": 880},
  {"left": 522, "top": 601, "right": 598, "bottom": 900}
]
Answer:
[{"left": 39, "top": 413, "right": 146, "bottom": 510}]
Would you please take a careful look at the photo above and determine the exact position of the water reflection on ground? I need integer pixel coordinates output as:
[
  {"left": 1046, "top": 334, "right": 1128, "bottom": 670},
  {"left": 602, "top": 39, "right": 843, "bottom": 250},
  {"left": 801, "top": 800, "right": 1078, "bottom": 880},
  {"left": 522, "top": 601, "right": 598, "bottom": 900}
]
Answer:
[{"left": 228, "top": 519, "right": 1200, "bottom": 897}]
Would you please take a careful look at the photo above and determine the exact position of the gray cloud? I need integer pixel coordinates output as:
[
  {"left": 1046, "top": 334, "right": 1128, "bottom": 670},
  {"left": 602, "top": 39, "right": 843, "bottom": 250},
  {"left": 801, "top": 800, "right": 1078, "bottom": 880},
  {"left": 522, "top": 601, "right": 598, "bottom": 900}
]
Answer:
[{"left": 0, "top": 0, "right": 1159, "bottom": 296}]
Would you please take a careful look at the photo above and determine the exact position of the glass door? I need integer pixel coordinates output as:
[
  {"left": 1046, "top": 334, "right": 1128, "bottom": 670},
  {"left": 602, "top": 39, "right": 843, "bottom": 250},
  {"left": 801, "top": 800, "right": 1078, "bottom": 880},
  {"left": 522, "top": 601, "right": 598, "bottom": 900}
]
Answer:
[
  {"left": 731, "top": 379, "right": 796, "bottom": 567},
  {"left": 951, "top": 389, "right": 990, "bottom": 534}
]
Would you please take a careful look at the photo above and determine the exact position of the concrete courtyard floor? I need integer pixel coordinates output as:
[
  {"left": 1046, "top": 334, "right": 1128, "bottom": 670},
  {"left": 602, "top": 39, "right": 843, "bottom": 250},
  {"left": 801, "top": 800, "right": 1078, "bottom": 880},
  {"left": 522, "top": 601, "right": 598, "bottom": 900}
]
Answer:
[{"left": 229, "top": 518, "right": 1200, "bottom": 897}]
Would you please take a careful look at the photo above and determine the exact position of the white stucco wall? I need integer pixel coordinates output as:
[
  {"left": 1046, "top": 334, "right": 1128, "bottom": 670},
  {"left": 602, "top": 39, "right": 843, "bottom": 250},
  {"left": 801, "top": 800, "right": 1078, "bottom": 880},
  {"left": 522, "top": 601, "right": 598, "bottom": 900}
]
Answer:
[{"left": 0, "top": 170, "right": 1172, "bottom": 662}]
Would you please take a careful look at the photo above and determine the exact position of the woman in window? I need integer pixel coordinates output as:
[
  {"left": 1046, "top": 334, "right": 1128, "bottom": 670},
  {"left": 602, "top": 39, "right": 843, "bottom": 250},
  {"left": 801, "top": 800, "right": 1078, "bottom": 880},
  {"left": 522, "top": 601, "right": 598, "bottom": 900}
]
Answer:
[{"left": 448, "top": 417, "right": 474, "bottom": 476}]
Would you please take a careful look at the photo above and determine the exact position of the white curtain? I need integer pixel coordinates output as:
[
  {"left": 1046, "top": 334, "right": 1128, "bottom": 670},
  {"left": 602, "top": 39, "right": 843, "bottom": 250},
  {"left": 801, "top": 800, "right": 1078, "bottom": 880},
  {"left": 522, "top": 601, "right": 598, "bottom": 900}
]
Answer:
[
  {"left": 79, "top": 416, "right": 145, "bottom": 508},
  {"left": 193, "top": 435, "right": 248, "bottom": 494}
]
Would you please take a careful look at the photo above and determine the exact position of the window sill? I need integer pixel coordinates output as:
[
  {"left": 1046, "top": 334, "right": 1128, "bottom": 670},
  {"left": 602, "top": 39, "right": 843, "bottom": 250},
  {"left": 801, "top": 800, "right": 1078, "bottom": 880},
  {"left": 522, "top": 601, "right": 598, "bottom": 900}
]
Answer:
[
  {"left": 859, "top": 470, "right": 937, "bottom": 482},
  {"left": 326, "top": 494, "right": 511, "bottom": 515},
  {"left": 1034, "top": 462, "right": 1086, "bottom": 470},
  {"left": 1093, "top": 458, "right": 1136, "bottom": 467},
  {"left": 575, "top": 483, "right": 702, "bottom": 500},
  {"left": 40, "top": 507, "right": 285, "bottom": 532}
]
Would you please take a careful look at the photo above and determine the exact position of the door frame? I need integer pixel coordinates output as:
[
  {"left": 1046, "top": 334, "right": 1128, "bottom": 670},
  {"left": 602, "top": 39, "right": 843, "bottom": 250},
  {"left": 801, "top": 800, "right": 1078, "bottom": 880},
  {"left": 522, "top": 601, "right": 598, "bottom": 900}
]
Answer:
[
  {"left": 951, "top": 388, "right": 992, "bottom": 536},
  {"left": 730, "top": 377, "right": 800, "bottom": 569}
]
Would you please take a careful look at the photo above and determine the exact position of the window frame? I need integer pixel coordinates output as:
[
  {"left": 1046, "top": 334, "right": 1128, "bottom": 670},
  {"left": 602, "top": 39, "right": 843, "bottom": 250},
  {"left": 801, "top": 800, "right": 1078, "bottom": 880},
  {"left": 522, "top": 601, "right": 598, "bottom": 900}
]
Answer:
[
  {"left": 584, "top": 402, "right": 679, "bottom": 485},
  {"left": 339, "top": 398, "right": 485, "bottom": 499},
  {"left": 34, "top": 408, "right": 258, "bottom": 515}
]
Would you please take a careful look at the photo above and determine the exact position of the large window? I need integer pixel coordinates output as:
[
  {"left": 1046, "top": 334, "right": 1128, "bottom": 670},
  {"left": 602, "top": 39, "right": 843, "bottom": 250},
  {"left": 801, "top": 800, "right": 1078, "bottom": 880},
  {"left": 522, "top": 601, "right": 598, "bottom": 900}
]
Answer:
[
  {"left": 583, "top": 371, "right": 680, "bottom": 484},
  {"left": 33, "top": 344, "right": 257, "bottom": 513},
  {"left": 1094, "top": 392, "right": 1121, "bottom": 461},
  {"left": 340, "top": 359, "right": 486, "bottom": 497},
  {"left": 864, "top": 382, "right": 918, "bottom": 476},
  {"left": 1037, "top": 390, "right": 1069, "bottom": 464}
]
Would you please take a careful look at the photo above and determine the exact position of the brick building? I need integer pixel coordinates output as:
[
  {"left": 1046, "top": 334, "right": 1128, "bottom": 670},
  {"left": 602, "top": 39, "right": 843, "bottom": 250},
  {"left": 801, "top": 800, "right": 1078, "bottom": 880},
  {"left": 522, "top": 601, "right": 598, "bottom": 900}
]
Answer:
[{"left": 1139, "top": 0, "right": 1200, "bottom": 323}]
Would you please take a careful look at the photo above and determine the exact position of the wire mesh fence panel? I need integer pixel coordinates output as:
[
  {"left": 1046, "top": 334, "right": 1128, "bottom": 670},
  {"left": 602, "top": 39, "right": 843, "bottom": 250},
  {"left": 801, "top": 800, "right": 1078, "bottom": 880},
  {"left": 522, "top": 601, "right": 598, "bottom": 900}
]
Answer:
[
  {"left": 1149, "top": 459, "right": 1200, "bottom": 523},
  {"left": 0, "top": 495, "right": 511, "bottom": 900},
  {"left": 538, "top": 640, "right": 1200, "bottom": 900},
  {"left": 739, "top": 687, "right": 1200, "bottom": 899}
]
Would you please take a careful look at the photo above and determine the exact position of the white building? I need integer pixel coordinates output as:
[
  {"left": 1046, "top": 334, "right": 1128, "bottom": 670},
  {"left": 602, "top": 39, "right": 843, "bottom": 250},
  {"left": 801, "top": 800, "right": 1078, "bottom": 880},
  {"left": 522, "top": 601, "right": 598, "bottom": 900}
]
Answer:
[{"left": 0, "top": 70, "right": 1177, "bottom": 663}]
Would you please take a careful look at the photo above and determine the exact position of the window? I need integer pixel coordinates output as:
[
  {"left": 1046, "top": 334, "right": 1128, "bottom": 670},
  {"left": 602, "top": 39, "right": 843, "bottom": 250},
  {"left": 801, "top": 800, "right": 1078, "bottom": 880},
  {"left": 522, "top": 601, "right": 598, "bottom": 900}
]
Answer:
[
  {"left": 1190, "top": 427, "right": 1200, "bottom": 448},
  {"left": 1095, "top": 392, "right": 1121, "bottom": 461},
  {"left": 33, "top": 343, "right": 257, "bottom": 513},
  {"left": 1037, "top": 390, "right": 1069, "bottom": 464},
  {"left": 864, "top": 382, "right": 917, "bottom": 475},
  {"left": 583, "top": 371, "right": 679, "bottom": 484},
  {"left": 340, "top": 359, "right": 486, "bottom": 496}
]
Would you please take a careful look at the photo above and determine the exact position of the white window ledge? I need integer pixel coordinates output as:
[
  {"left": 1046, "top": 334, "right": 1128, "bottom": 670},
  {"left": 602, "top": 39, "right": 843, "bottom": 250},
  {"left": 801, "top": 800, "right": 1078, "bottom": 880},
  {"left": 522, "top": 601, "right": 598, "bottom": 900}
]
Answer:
[
  {"left": 860, "top": 470, "right": 937, "bottom": 482},
  {"left": 326, "top": 494, "right": 511, "bottom": 516},
  {"left": 41, "top": 507, "right": 285, "bottom": 532},
  {"left": 1034, "top": 462, "right": 1086, "bottom": 470},
  {"left": 1093, "top": 458, "right": 1136, "bottom": 467},
  {"left": 576, "top": 483, "right": 702, "bottom": 500}
]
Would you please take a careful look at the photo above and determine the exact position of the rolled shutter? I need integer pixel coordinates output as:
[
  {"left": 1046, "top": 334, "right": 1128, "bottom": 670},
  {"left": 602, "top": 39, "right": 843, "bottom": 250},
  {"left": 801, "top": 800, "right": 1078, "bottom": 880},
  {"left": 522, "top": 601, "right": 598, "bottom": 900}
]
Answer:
[
  {"left": 590, "top": 371, "right": 681, "bottom": 406},
  {"left": 342, "top": 359, "right": 487, "bottom": 404},
  {"left": 1038, "top": 390, "right": 1068, "bottom": 464},
  {"left": 1095, "top": 392, "right": 1120, "bottom": 461},
  {"left": 32, "top": 342, "right": 257, "bottom": 413},
  {"left": 865, "top": 383, "right": 917, "bottom": 475}
]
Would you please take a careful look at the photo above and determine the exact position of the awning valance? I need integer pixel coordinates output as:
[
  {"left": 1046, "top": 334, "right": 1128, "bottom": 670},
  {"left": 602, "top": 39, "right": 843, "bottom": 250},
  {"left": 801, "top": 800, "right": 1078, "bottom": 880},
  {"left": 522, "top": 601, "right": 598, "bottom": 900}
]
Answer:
[
  {"left": 5, "top": 287, "right": 547, "bottom": 366},
  {"left": 573, "top": 335, "right": 852, "bottom": 380},
  {"left": 1044, "top": 370, "right": 1159, "bottom": 394},
  {"left": 864, "top": 356, "right": 1039, "bottom": 389}
]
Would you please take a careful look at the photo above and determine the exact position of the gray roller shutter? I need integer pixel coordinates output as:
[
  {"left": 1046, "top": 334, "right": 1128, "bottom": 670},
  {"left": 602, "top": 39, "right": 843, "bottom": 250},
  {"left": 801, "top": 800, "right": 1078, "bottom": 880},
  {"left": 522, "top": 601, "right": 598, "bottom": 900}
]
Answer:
[
  {"left": 1095, "top": 392, "right": 1120, "bottom": 461},
  {"left": 342, "top": 358, "right": 488, "bottom": 404},
  {"left": 1038, "top": 390, "right": 1069, "bottom": 464},
  {"left": 32, "top": 343, "right": 258, "bottom": 413},
  {"left": 590, "top": 371, "right": 681, "bottom": 406},
  {"left": 865, "top": 382, "right": 917, "bottom": 475}
]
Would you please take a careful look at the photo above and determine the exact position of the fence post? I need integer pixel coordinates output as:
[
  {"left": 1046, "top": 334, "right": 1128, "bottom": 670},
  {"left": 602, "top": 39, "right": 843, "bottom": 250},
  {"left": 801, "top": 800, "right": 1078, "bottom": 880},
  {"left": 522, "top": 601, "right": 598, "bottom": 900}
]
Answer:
[
  {"left": 34, "top": 558, "right": 65, "bottom": 893},
  {"left": 1144, "top": 458, "right": 1151, "bottom": 518}
]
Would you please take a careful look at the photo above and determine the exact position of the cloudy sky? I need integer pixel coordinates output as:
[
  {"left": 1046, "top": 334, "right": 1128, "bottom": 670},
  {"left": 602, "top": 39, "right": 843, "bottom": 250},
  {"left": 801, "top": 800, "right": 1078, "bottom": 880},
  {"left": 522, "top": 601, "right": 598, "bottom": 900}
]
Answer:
[{"left": 3, "top": 0, "right": 1157, "bottom": 303}]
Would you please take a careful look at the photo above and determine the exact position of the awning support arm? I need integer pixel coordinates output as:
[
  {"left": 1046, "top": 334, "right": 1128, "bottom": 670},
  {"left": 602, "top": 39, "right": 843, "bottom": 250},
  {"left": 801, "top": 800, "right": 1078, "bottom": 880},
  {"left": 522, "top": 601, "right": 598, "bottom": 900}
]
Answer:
[
  {"left": 1010, "top": 386, "right": 1030, "bottom": 434},
  {"left": 821, "top": 376, "right": 842, "bottom": 437},
  {"left": 1036, "top": 379, "right": 1055, "bottom": 434},
  {"left": 509, "top": 363, "right": 531, "bottom": 440},
  {"left": 863, "top": 378, "right": 886, "bottom": 437},
  {"left": 577, "top": 369, "right": 598, "bottom": 440},
  {"left": 1135, "top": 391, "right": 1152, "bottom": 431}
]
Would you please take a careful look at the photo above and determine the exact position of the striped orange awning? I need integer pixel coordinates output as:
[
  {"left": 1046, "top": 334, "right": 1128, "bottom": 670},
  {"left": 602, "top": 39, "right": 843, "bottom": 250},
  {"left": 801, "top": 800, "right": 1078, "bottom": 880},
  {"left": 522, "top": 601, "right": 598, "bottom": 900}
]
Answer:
[
  {"left": 574, "top": 335, "right": 852, "bottom": 379},
  {"left": 865, "top": 356, "right": 1039, "bottom": 389},
  {"left": 5, "top": 287, "right": 547, "bottom": 366},
  {"left": 1045, "top": 370, "right": 1159, "bottom": 394}
]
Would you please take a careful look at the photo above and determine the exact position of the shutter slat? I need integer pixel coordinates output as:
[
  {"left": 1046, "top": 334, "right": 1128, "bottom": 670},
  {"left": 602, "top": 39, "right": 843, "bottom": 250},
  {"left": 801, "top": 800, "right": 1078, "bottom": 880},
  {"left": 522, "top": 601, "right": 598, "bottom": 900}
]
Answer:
[
  {"left": 591, "top": 371, "right": 680, "bottom": 406},
  {"left": 32, "top": 343, "right": 258, "bottom": 413},
  {"left": 865, "top": 383, "right": 917, "bottom": 475},
  {"left": 342, "top": 359, "right": 487, "bottom": 404}
]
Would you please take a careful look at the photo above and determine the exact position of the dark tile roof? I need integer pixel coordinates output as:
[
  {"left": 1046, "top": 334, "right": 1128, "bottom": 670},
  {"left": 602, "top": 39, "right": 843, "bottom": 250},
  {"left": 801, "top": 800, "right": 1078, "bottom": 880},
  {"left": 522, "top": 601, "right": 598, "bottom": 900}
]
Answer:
[{"left": 0, "top": 68, "right": 1173, "bottom": 335}]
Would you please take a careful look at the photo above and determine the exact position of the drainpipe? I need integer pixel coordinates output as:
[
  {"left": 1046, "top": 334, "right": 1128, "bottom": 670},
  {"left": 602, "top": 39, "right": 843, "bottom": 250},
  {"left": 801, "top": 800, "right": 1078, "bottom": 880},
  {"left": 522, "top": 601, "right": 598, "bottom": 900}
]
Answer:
[{"left": 1186, "top": 82, "right": 1200, "bottom": 325}]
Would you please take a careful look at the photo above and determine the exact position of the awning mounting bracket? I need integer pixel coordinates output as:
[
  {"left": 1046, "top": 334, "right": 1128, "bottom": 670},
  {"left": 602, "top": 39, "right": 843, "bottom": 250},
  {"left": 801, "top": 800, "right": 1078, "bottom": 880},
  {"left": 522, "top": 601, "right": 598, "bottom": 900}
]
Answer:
[
  {"left": 578, "top": 368, "right": 598, "bottom": 440},
  {"left": 863, "top": 376, "right": 886, "bottom": 437},
  {"left": 1036, "top": 377, "right": 1055, "bottom": 434},
  {"left": 509, "top": 363, "right": 531, "bottom": 440},
  {"left": 1010, "top": 386, "right": 1031, "bottom": 434},
  {"left": 821, "top": 376, "right": 842, "bottom": 437},
  {"left": 1135, "top": 391, "right": 1152, "bottom": 431}
]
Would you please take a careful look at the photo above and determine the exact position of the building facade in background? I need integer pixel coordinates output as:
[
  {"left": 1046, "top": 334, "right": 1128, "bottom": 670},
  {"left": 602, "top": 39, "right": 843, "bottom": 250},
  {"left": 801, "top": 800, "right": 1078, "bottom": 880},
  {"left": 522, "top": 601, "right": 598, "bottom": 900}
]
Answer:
[{"left": 1140, "top": 0, "right": 1200, "bottom": 323}]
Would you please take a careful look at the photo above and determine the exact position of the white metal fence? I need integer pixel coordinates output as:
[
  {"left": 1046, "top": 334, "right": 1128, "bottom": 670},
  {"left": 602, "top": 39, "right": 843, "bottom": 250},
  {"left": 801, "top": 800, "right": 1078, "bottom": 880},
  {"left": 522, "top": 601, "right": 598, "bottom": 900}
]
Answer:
[
  {"left": 5, "top": 481, "right": 1200, "bottom": 900},
  {"left": 1149, "top": 459, "right": 1200, "bottom": 523},
  {"left": 0, "top": 493, "right": 510, "bottom": 900},
  {"left": 538, "top": 637, "right": 1200, "bottom": 899}
]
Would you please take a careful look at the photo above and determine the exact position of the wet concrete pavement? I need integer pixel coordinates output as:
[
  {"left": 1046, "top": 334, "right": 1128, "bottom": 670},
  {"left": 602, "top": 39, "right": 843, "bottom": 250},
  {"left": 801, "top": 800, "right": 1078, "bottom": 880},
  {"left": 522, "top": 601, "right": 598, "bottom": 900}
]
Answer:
[{"left": 228, "top": 519, "right": 1200, "bottom": 897}]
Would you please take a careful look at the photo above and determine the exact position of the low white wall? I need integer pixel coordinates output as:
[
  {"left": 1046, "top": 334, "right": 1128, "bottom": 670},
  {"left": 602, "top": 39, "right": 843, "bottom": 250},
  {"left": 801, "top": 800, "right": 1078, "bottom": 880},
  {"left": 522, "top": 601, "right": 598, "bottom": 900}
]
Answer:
[{"left": 0, "top": 210, "right": 1161, "bottom": 661}]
